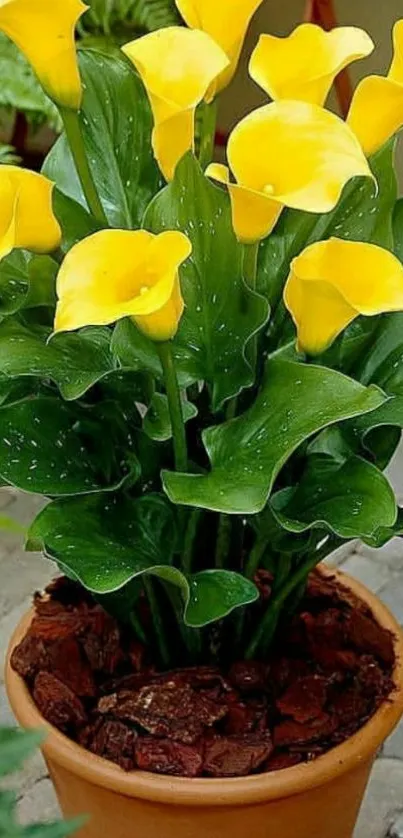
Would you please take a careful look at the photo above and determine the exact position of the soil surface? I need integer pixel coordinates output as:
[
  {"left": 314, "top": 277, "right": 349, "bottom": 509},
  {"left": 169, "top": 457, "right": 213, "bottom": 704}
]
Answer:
[{"left": 11, "top": 572, "right": 396, "bottom": 778}]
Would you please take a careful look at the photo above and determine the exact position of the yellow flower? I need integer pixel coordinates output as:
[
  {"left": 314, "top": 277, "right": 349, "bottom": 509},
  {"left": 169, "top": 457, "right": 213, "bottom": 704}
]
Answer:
[
  {"left": 207, "top": 101, "right": 372, "bottom": 244},
  {"left": 347, "top": 20, "right": 403, "bottom": 156},
  {"left": 54, "top": 229, "right": 192, "bottom": 342},
  {"left": 0, "top": 167, "right": 61, "bottom": 261},
  {"left": 175, "top": 0, "right": 264, "bottom": 90},
  {"left": 284, "top": 237, "right": 403, "bottom": 354},
  {"left": 249, "top": 23, "right": 373, "bottom": 106},
  {"left": 122, "top": 27, "right": 229, "bottom": 181},
  {"left": 0, "top": 0, "right": 87, "bottom": 110}
]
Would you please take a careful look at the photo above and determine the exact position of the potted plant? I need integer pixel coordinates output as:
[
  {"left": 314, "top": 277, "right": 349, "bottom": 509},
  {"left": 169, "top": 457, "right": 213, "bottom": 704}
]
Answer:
[{"left": 3, "top": 1, "right": 403, "bottom": 836}]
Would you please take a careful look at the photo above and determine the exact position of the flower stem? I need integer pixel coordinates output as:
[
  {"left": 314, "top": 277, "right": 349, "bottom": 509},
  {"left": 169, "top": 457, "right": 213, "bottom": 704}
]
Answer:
[
  {"left": 60, "top": 107, "right": 108, "bottom": 226},
  {"left": 143, "top": 577, "right": 171, "bottom": 668},
  {"left": 157, "top": 341, "right": 188, "bottom": 473},
  {"left": 198, "top": 100, "right": 218, "bottom": 171},
  {"left": 245, "top": 534, "right": 268, "bottom": 579},
  {"left": 182, "top": 508, "right": 201, "bottom": 574},
  {"left": 215, "top": 513, "right": 232, "bottom": 568}
]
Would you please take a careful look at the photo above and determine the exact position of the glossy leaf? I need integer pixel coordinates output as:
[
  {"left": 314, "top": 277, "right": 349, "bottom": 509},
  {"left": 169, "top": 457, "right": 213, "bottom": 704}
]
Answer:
[
  {"left": 111, "top": 318, "right": 193, "bottom": 388},
  {"left": 144, "top": 153, "right": 269, "bottom": 410},
  {"left": 0, "top": 397, "right": 137, "bottom": 495},
  {"left": 27, "top": 494, "right": 257, "bottom": 627},
  {"left": 0, "top": 320, "right": 118, "bottom": 400},
  {"left": 0, "top": 251, "right": 57, "bottom": 316},
  {"left": 271, "top": 455, "right": 396, "bottom": 540},
  {"left": 52, "top": 188, "right": 100, "bottom": 252},
  {"left": 357, "top": 313, "right": 403, "bottom": 394},
  {"left": 143, "top": 392, "right": 197, "bottom": 441},
  {"left": 43, "top": 48, "right": 162, "bottom": 228},
  {"left": 163, "top": 359, "right": 386, "bottom": 514}
]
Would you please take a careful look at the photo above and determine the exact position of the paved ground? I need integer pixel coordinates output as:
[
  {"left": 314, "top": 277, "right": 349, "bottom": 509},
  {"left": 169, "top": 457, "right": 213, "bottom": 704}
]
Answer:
[{"left": 1, "top": 449, "right": 403, "bottom": 835}]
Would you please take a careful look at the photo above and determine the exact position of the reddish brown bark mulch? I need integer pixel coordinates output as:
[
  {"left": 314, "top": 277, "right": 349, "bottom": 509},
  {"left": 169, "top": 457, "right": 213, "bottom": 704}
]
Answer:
[{"left": 11, "top": 571, "right": 396, "bottom": 778}]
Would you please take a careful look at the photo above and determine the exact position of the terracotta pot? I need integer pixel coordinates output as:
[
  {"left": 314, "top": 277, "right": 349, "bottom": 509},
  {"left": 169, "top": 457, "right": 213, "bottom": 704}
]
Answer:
[{"left": 5, "top": 569, "right": 403, "bottom": 838}]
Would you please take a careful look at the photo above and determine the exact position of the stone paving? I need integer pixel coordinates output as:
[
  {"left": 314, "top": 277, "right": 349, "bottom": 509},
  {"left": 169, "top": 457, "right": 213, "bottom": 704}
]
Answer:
[{"left": 1, "top": 448, "right": 403, "bottom": 835}]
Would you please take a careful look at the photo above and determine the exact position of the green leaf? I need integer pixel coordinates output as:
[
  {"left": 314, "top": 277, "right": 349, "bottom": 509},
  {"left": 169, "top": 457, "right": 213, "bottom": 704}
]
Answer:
[
  {"left": 143, "top": 392, "right": 197, "bottom": 441},
  {"left": 163, "top": 359, "right": 386, "bottom": 514},
  {"left": 357, "top": 313, "right": 403, "bottom": 394},
  {"left": 0, "top": 728, "right": 44, "bottom": 778},
  {"left": 271, "top": 455, "right": 396, "bottom": 541},
  {"left": 52, "top": 189, "right": 100, "bottom": 253},
  {"left": 111, "top": 318, "right": 194, "bottom": 388},
  {"left": 144, "top": 153, "right": 269, "bottom": 410},
  {"left": 0, "top": 397, "right": 137, "bottom": 495},
  {"left": 27, "top": 494, "right": 257, "bottom": 627},
  {"left": 43, "top": 48, "right": 162, "bottom": 228},
  {"left": 258, "top": 140, "right": 397, "bottom": 309},
  {"left": 393, "top": 197, "right": 403, "bottom": 261},
  {"left": 0, "top": 319, "right": 119, "bottom": 400},
  {"left": 0, "top": 252, "right": 57, "bottom": 316}
]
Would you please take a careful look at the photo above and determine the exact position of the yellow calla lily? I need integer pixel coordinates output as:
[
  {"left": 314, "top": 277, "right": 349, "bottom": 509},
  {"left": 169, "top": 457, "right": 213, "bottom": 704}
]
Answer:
[
  {"left": 54, "top": 229, "right": 192, "bottom": 342},
  {"left": 284, "top": 237, "right": 403, "bottom": 354},
  {"left": 0, "top": 0, "right": 87, "bottom": 110},
  {"left": 249, "top": 24, "right": 374, "bottom": 106},
  {"left": 347, "top": 20, "right": 403, "bottom": 156},
  {"left": 207, "top": 101, "right": 372, "bottom": 244},
  {"left": 0, "top": 167, "right": 61, "bottom": 260},
  {"left": 122, "top": 27, "right": 229, "bottom": 181},
  {"left": 176, "top": 0, "right": 263, "bottom": 90}
]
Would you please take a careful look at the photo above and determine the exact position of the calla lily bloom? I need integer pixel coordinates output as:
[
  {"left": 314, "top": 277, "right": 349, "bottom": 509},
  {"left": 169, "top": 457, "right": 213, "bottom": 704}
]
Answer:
[
  {"left": 284, "top": 237, "right": 403, "bottom": 354},
  {"left": 207, "top": 101, "right": 372, "bottom": 243},
  {"left": 176, "top": 0, "right": 263, "bottom": 90},
  {"left": 249, "top": 24, "right": 373, "bottom": 106},
  {"left": 0, "top": 0, "right": 87, "bottom": 110},
  {"left": 347, "top": 20, "right": 403, "bottom": 156},
  {"left": 0, "top": 167, "right": 61, "bottom": 261},
  {"left": 54, "top": 229, "right": 192, "bottom": 342},
  {"left": 122, "top": 28, "right": 229, "bottom": 181}
]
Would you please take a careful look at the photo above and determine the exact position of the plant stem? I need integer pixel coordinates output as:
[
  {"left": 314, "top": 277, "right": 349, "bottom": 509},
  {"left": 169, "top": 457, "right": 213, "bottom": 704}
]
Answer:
[
  {"left": 157, "top": 341, "right": 188, "bottom": 473},
  {"left": 215, "top": 514, "right": 232, "bottom": 568},
  {"left": 198, "top": 100, "right": 218, "bottom": 171},
  {"left": 143, "top": 577, "right": 171, "bottom": 668},
  {"left": 245, "top": 536, "right": 341, "bottom": 659},
  {"left": 129, "top": 609, "right": 147, "bottom": 645},
  {"left": 245, "top": 534, "right": 269, "bottom": 579},
  {"left": 182, "top": 508, "right": 201, "bottom": 574},
  {"left": 60, "top": 107, "right": 108, "bottom": 226},
  {"left": 242, "top": 242, "right": 259, "bottom": 291}
]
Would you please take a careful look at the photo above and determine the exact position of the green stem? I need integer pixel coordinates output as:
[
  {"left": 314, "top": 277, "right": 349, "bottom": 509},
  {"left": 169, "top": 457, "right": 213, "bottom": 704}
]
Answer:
[
  {"left": 157, "top": 342, "right": 188, "bottom": 473},
  {"left": 242, "top": 242, "right": 259, "bottom": 291},
  {"left": 245, "top": 534, "right": 269, "bottom": 579},
  {"left": 245, "top": 536, "right": 341, "bottom": 659},
  {"left": 129, "top": 609, "right": 147, "bottom": 645},
  {"left": 182, "top": 508, "right": 201, "bottom": 575},
  {"left": 166, "top": 585, "right": 202, "bottom": 659},
  {"left": 198, "top": 100, "right": 218, "bottom": 171},
  {"left": 60, "top": 107, "right": 108, "bottom": 226},
  {"left": 215, "top": 514, "right": 232, "bottom": 568},
  {"left": 143, "top": 577, "right": 171, "bottom": 668}
]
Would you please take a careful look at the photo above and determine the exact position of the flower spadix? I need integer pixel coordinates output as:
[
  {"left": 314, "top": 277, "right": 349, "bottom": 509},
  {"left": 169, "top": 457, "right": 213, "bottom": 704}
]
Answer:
[
  {"left": 175, "top": 0, "right": 264, "bottom": 90},
  {"left": 54, "top": 229, "right": 192, "bottom": 342},
  {"left": 249, "top": 23, "right": 373, "bottom": 106},
  {"left": 0, "top": 0, "right": 87, "bottom": 110},
  {"left": 122, "top": 27, "right": 229, "bottom": 181},
  {"left": 0, "top": 167, "right": 61, "bottom": 262},
  {"left": 284, "top": 237, "right": 403, "bottom": 354},
  {"left": 207, "top": 101, "right": 372, "bottom": 243},
  {"left": 348, "top": 20, "right": 403, "bottom": 156}
]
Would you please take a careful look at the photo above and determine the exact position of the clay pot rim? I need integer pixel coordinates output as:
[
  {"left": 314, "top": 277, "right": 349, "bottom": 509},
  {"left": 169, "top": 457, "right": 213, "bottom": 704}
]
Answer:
[{"left": 5, "top": 567, "right": 403, "bottom": 808}]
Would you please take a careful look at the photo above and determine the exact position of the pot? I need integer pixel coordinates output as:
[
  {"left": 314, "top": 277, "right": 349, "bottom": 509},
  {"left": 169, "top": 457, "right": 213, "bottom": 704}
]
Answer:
[{"left": 5, "top": 569, "right": 403, "bottom": 838}]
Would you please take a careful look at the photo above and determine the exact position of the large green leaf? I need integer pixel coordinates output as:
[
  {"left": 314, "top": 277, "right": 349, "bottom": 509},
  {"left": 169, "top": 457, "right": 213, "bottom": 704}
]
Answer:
[
  {"left": 393, "top": 197, "right": 403, "bottom": 260},
  {"left": 143, "top": 392, "right": 197, "bottom": 441},
  {"left": 271, "top": 455, "right": 396, "bottom": 541},
  {"left": 0, "top": 319, "right": 119, "bottom": 399},
  {"left": 27, "top": 494, "right": 257, "bottom": 627},
  {"left": 43, "top": 48, "right": 162, "bottom": 228},
  {"left": 0, "top": 252, "right": 57, "bottom": 316},
  {"left": 52, "top": 189, "right": 100, "bottom": 253},
  {"left": 144, "top": 153, "right": 269, "bottom": 410},
  {"left": 163, "top": 359, "right": 386, "bottom": 514},
  {"left": 357, "top": 313, "right": 403, "bottom": 394},
  {"left": 258, "top": 140, "right": 397, "bottom": 309},
  {"left": 0, "top": 397, "right": 137, "bottom": 495}
]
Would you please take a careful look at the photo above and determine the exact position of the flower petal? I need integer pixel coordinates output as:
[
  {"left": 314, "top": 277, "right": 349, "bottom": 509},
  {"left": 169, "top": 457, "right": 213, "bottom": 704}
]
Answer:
[
  {"left": 347, "top": 76, "right": 403, "bottom": 157},
  {"left": 55, "top": 229, "right": 192, "bottom": 341},
  {"left": 122, "top": 27, "right": 229, "bottom": 180},
  {"left": 176, "top": 0, "right": 263, "bottom": 90},
  {"left": 1, "top": 167, "right": 61, "bottom": 254},
  {"left": 249, "top": 24, "right": 374, "bottom": 105},
  {"left": 284, "top": 237, "right": 403, "bottom": 353},
  {"left": 0, "top": 0, "right": 86, "bottom": 109},
  {"left": 0, "top": 175, "right": 17, "bottom": 261},
  {"left": 389, "top": 19, "right": 403, "bottom": 83},
  {"left": 206, "top": 163, "right": 282, "bottom": 242},
  {"left": 228, "top": 101, "right": 373, "bottom": 215}
]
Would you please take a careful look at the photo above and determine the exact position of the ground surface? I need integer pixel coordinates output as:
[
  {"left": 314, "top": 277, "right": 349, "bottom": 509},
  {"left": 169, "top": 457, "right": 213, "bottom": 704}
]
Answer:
[{"left": 1, "top": 449, "right": 403, "bottom": 835}]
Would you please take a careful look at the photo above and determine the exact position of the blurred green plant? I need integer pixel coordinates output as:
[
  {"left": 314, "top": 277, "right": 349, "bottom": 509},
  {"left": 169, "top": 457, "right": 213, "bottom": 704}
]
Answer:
[{"left": 0, "top": 142, "right": 21, "bottom": 165}]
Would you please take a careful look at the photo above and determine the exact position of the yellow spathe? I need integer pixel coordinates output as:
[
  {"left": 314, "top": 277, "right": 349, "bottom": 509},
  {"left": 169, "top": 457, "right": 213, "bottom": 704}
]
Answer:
[
  {"left": 284, "top": 237, "right": 403, "bottom": 354},
  {"left": 208, "top": 101, "right": 372, "bottom": 243},
  {"left": 249, "top": 24, "right": 373, "bottom": 106},
  {"left": 348, "top": 20, "right": 403, "bottom": 156},
  {"left": 0, "top": 167, "right": 61, "bottom": 261},
  {"left": 54, "top": 229, "right": 192, "bottom": 342},
  {"left": 176, "top": 0, "right": 263, "bottom": 90},
  {"left": 122, "top": 27, "right": 229, "bottom": 181},
  {"left": 0, "top": 0, "right": 87, "bottom": 110}
]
